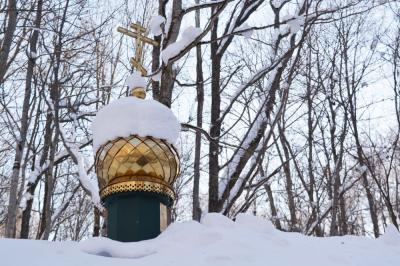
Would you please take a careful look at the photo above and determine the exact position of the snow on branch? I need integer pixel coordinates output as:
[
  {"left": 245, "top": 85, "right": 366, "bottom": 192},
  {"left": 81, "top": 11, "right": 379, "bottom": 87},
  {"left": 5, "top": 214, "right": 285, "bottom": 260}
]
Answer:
[
  {"left": 218, "top": 61, "right": 280, "bottom": 124},
  {"left": 149, "top": 15, "right": 165, "bottom": 36},
  {"left": 19, "top": 192, "right": 33, "bottom": 210},
  {"left": 19, "top": 149, "right": 70, "bottom": 211},
  {"left": 58, "top": 125, "right": 103, "bottom": 211},
  {"left": 183, "top": 0, "right": 227, "bottom": 13},
  {"left": 305, "top": 172, "right": 364, "bottom": 235},
  {"left": 218, "top": 68, "right": 278, "bottom": 200},
  {"left": 73, "top": 145, "right": 102, "bottom": 208},
  {"left": 234, "top": 23, "right": 253, "bottom": 38},
  {"left": 43, "top": 94, "right": 104, "bottom": 212},
  {"left": 51, "top": 185, "right": 80, "bottom": 226},
  {"left": 161, "top": 26, "right": 202, "bottom": 64},
  {"left": 282, "top": 14, "right": 305, "bottom": 34},
  {"left": 217, "top": 1, "right": 311, "bottom": 207},
  {"left": 217, "top": 0, "right": 262, "bottom": 54}
]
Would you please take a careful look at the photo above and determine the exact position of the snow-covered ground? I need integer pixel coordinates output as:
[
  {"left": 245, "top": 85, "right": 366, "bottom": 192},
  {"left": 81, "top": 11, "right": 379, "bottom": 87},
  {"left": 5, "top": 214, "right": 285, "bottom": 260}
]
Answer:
[{"left": 1, "top": 213, "right": 399, "bottom": 266}]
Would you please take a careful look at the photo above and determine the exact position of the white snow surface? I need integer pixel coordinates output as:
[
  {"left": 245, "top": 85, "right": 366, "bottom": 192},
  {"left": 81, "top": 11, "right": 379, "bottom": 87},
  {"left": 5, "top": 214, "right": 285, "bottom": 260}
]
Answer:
[
  {"left": 125, "top": 71, "right": 147, "bottom": 89},
  {"left": 149, "top": 15, "right": 165, "bottom": 36},
  {"left": 1, "top": 213, "right": 399, "bottom": 266},
  {"left": 92, "top": 96, "right": 180, "bottom": 151},
  {"left": 161, "top": 26, "right": 202, "bottom": 64}
]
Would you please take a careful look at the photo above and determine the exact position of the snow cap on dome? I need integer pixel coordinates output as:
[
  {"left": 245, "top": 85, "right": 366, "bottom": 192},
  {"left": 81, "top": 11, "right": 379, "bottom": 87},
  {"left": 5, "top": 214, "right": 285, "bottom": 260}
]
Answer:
[{"left": 92, "top": 96, "right": 180, "bottom": 152}]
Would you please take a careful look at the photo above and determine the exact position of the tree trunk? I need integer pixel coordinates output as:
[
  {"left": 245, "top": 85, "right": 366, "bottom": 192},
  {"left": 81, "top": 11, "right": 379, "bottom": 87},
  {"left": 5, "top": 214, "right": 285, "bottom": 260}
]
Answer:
[
  {"left": 361, "top": 171, "right": 380, "bottom": 237},
  {"left": 192, "top": 0, "right": 204, "bottom": 222},
  {"left": 93, "top": 209, "right": 100, "bottom": 237},
  {"left": 264, "top": 183, "right": 282, "bottom": 230},
  {"left": 277, "top": 125, "right": 297, "bottom": 230},
  {"left": 20, "top": 108, "right": 53, "bottom": 238},
  {"left": 157, "top": 0, "right": 182, "bottom": 107},
  {"left": 4, "top": 0, "right": 42, "bottom": 238},
  {"left": 208, "top": 11, "right": 221, "bottom": 212},
  {"left": 0, "top": 0, "right": 18, "bottom": 83}
]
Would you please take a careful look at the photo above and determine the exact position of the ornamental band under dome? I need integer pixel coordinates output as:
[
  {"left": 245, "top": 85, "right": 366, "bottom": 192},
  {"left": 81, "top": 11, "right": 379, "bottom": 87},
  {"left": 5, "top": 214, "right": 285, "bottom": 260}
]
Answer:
[{"left": 92, "top": 73, "right": 180, "bottom": 242}]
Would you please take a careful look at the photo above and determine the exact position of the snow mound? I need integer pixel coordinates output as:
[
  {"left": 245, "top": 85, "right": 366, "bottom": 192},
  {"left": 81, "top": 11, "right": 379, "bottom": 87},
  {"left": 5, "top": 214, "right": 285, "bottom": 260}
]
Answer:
[
  {"left": 92, "top": 97, "right": 180, "bottom": 151},
  {"left": 1, "top": 213, "right": 400, "bottom": 266},
  {"left": 201, "top": 212, "right": 235, "bottom": 228},
  {"left": 81, "top": 237, "right": 157, "bottom": 259},
  {"left": 125, "top": 72, "right": 146, "bottom": 89},
  {"left": 235, "top": 213, "right": 275, "bottom": 234}
]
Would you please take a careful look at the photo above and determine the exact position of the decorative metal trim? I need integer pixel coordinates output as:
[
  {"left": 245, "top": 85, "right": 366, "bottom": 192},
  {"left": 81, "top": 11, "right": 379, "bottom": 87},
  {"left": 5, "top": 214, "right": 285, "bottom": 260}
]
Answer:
[{"left": 100, "top": 180, "right": 175, "bottom": 200}]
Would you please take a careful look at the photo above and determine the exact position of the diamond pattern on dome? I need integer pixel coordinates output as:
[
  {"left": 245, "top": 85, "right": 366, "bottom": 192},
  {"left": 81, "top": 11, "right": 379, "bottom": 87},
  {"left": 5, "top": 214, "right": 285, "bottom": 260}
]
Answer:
[
  {"left": 95, "top": 135, "right": 180, "bottom": 200},
  {"left": 137, "top": 155, "right": 149, "bottom": 166}
]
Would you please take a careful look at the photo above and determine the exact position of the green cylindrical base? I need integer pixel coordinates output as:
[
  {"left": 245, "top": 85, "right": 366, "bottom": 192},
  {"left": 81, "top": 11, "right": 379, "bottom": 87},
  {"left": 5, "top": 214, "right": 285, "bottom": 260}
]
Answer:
[{"left": 104, "top": 191, "right": 171, "bottom": 242}]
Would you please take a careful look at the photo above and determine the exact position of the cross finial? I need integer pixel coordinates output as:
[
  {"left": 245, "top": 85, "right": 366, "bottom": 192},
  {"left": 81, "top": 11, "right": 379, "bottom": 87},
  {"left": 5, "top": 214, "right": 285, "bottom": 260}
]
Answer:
[{"left": 117, "top": 22, "right": 158, "bottom": 76}]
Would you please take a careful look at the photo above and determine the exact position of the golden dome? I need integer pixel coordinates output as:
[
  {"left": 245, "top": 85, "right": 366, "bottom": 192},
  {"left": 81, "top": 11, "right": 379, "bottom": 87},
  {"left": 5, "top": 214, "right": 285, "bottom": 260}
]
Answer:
[{"left": 95, "top": 135, "right": 180, "bottom": 201}]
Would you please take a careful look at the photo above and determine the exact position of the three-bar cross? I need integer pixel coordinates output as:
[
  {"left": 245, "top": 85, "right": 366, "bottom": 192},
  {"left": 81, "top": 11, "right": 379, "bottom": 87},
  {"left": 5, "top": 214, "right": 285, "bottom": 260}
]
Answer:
[{"left": 117, "top": 22, "right": 158, "bottom": 76}]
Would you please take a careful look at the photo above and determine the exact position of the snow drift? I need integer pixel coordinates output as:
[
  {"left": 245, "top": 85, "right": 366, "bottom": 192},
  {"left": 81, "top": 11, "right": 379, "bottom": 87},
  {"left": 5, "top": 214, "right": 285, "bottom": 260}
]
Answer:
[{"left": 1, "top": 213, "right": 399, "bottom": 266}]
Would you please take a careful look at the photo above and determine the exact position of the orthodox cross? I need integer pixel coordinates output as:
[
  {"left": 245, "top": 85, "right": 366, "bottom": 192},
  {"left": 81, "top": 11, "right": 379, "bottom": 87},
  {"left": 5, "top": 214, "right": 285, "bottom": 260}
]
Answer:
[{"left": 117, "top": 22, "right": 159, "bottom": 76}]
